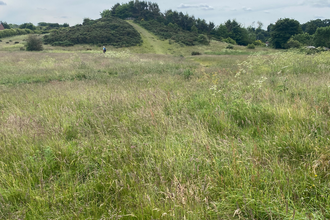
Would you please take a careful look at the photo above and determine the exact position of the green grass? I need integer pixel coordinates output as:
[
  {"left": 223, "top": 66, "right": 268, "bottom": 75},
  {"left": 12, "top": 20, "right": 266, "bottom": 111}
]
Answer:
[{"left": 0, "top": 30, "right": 330, "bottom": 219}]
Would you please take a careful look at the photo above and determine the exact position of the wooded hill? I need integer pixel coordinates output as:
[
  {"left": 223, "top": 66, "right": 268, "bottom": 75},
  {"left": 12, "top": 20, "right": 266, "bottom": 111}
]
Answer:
[
  {"left": 100, "top": 1, "right": 264, "bottom": 46},
  {"left": 43, "top": 17, "right": 142, "bottom": 47},
  {"left": 100, "top": 0, "right": 330, "bottom": 48}
]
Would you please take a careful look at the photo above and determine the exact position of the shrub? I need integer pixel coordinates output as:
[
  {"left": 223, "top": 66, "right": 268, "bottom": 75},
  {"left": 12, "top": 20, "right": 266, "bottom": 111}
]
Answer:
[
  {"left": 253, "top": 40, "right": 263, "bottom": 46},
  {"left": 287, "top": 38, "right": 302, "bottom": 48},
  {"left": 291, "top": 33, "right": 314, "bottom": 46},
  {"left": 247, "top": 44, "right": 255, "bottom": 49},
  {"left": 226, "top": 44, "right": 234, "bottom": 49},
  {"left": 191, "top": 51, "right": 201, "bottom": 55},
  {"left": 26, "top": 35, "right": 43, "bottom": 51},
  {"left": 197, "top": 34, "right": 209, "bottom": 45},
  {"left": 51, "top": 41, "right": 74, "bottom": 47},
  {"left": 222, "top": 37, "right": 237, "bottom": 45}
]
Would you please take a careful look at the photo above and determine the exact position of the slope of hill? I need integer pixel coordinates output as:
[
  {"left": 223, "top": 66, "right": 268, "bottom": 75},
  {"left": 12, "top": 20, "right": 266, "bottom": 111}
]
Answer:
[{"left": 43, "top": 17, "right": 142, "bottom": 47}]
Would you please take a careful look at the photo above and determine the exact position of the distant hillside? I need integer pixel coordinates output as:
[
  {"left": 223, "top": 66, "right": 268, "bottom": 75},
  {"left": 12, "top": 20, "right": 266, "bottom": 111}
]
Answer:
[
  {"left": 100, "top": 1, "right": 213, "bottom": 46},
  {"left": 137, "top": 20, "right": 209, "bottom": 46},
  {"left": 43, "top": 17, "right": 142, "bottom": 47}
]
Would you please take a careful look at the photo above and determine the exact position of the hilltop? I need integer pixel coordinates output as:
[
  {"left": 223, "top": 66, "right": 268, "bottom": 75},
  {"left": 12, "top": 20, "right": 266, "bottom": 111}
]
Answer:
[{"left": 43, "top": 17, "right": 142, "bottom": 47}]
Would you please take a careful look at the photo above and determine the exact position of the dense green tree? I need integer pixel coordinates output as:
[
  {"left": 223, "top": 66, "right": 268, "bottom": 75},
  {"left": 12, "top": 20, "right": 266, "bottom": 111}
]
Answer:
[
  {"left": 291, "top": 33, "right": 314, "bottom": 46},
  {"left": 314, "top": 26, "right": 330, "bottom": 48},
  {"left": 19, "top": 23, "right": 36, "bottom": 30},
  {"left": 271, "top": 18, "right": 302, "bottom": 49},
  {"left": 212, "top": 24, "right": 229, "bottom": 40},
  {"left": 301, "top": 19, "right": 330, "bottom": 35},
  {"left": 286, "top": 38, "right": 302, "bottom": 48},
  {"left": 191, "top": 25, "right": 198, "bottom": 33},
  {"left": 100, "top": 9, "right": 112, "bottom": 18},
  {"left": 83, "top": 18, "right": 93, "bottom": 25},
  {"left": 267, "top": 23, "right": 274, "bottom": 32},
  {"left": 224, "top": 20, "right": 251, "bottom": 45}
]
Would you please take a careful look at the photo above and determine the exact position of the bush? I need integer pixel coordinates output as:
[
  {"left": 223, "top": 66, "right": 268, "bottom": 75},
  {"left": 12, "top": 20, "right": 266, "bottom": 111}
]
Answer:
[
  {"left": 0, "top": 28, "right": 35, "bottom": 39},
  {"left": 287, "top": 38, "right": 302, "bottom": 48},
  {"left": 247, "top": 44, "right": 255, "bottom": 49},
  {"left": 197, "top": 34, "right": 209, "bottom": 45},
  {"left": 253, "top": 40, "right": 263, "bottom": 46},
  {"left": 26, "top": 35, "right": 43, "bottom": 51},
  {"left": 222, "top": 37, "right": 237, "bottom": 45},
  {"left": 191, "top": 51, "right": 201, "bottom": 55},
  {"left": 291, "top": 33, "right": 314, "bottom": 46},
  {"left": 226, "top": 44, "right": 234, "bottom": 49},
  {"left": 51, "top": 41, "right": 74, "bottom": 47}
]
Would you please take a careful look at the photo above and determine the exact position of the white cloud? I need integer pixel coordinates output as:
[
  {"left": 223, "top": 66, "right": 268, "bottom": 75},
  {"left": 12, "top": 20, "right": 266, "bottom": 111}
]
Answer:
[
  {"left": 264, "top": 10, "right": 270, "bottom": 13},
  {"left": 177, "top": 3, "right": 214, "bottom": 10},
  {"left": 301, "top": 0, "right": 330, "bottom": 7},
  {"left": 313, "top": 0, "right": 330, "bottom": 7},
  {"left": 242, "top": 6, "right": 252, "bottom": 11}
]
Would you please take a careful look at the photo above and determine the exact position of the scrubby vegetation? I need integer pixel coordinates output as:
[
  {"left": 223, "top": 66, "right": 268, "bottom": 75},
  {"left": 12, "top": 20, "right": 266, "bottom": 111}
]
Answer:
[
  {"left": 137, "top": 20, "right": 209, "bottom": 46},
  {"left": 25, "top": 35, "right": 43, "bottom": 51},
  {"left": 247, "top": 43, "right": 256, "bottom": 49},
  {"left": 0, "top": 28, "right": 35, "bottom": 39},
  {"left": 43, "top": 17, "right": 142, "bottom": 47}
]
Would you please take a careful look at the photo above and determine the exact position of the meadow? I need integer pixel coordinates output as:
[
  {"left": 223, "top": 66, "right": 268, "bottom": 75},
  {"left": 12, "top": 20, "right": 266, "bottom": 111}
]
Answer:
[{"left": 0, "top": 34, "right": 330, "bottom": 219}]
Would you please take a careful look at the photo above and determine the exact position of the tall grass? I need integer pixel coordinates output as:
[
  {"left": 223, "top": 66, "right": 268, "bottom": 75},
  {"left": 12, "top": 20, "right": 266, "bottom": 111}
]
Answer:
[{"left": 0, "top": 50, "right": 330, "bottom": 219}]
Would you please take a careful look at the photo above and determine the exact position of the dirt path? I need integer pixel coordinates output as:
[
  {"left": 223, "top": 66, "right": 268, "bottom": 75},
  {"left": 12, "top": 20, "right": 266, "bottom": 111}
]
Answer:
[{"left": 128, "top": 21, "right": 165, "bottom": 54}]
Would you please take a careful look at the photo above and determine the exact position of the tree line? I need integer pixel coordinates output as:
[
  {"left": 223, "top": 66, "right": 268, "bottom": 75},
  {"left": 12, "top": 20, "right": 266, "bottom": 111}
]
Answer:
[
  {"left": 1, "top": 1, "right": 329, "bottom": 49},
  {"left": 0, "top": 21, "right": 70, "bottom": 33}
]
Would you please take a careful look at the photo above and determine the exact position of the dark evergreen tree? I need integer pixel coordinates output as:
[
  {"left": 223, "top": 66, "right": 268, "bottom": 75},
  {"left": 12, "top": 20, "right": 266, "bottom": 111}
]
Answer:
[
  {"left": 314, "top": 26, "right": 330, "bottom": 48},
  {"left": 271, "top": 18, "right": 302, "bottom": 49}
]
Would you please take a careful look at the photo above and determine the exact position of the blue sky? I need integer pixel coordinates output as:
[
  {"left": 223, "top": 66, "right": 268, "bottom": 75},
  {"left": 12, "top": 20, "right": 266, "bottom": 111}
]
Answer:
[{"left": 0, "top": 0, "right": 329, "bottom": 28}]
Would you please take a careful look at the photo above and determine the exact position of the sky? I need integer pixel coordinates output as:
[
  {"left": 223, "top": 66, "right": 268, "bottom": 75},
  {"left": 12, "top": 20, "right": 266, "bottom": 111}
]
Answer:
[{"left": 0, "top": 0, "right": 329, "bottom": 29}]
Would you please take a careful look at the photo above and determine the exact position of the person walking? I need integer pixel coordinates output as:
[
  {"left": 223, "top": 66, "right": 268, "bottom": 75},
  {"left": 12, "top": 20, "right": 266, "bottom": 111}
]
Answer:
[{"left": 103, "top": 46, "right": 106, "bottom": 53}]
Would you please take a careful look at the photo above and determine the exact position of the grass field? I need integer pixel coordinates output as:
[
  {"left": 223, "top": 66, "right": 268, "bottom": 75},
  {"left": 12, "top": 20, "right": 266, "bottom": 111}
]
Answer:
[{"left": 0, "top": 25, "right": 330, "bottom": 219}]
